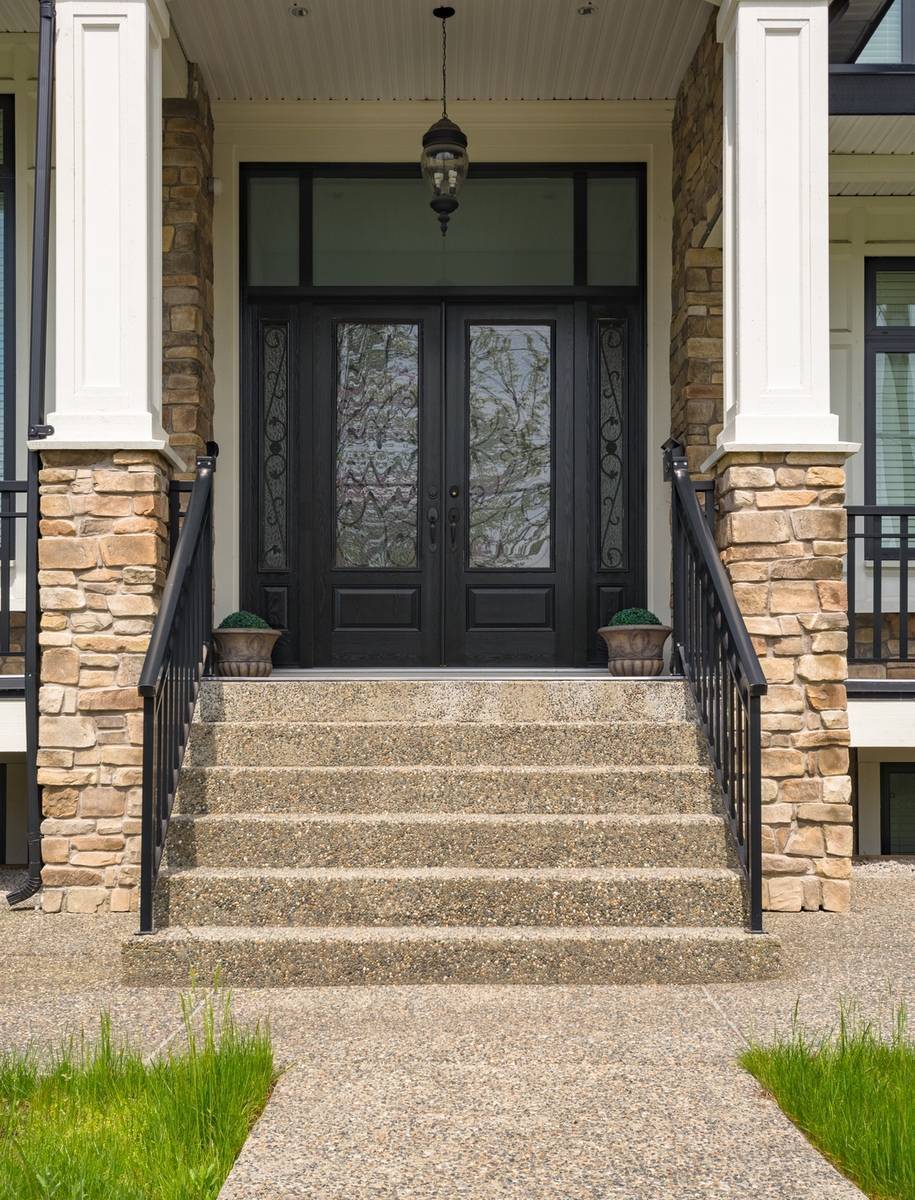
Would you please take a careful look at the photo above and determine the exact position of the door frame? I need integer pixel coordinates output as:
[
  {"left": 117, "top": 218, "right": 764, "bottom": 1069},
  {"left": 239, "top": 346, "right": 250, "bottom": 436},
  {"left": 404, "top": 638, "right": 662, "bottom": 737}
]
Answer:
[{"left": 239, "top": 163, "right": 648, "bottom": 667}]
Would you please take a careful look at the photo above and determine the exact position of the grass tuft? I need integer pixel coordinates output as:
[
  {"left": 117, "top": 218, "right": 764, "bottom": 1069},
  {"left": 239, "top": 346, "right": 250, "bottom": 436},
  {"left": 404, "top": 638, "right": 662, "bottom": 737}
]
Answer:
[
  {"left": 741, "top": 1004, "right": 915, "bottom": 1200},
  {"left": 0, "top": 992, "right": 274, "bottom": 1200}
]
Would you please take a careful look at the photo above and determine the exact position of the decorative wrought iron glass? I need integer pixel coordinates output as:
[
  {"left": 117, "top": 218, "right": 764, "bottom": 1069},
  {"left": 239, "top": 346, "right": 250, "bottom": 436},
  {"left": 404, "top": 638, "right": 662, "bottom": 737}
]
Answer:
[
  {"left": 598, "top": 318, "right": 627, "bottom": 570},
  {"left": 467, "top": 324, "right": 553, "bottom": 569},
  {"left": 260, "top": 323, "right": 289, "bottom": 571},
  {"left": 335, "top": 323, "right": 421, "bottom": 569}
]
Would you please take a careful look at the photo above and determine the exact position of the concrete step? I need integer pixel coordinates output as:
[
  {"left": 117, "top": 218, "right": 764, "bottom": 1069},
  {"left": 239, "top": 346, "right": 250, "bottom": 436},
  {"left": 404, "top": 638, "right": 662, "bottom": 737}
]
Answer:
[
  {"left": 165, "top": 812, "right": 733, "bottom": 870},
  {"left": 156, "top": 865, "right": 746, "bottom": 929},
  {"left": 122, "top": 924, "right": 781, "bottom": 987},
  {"left": 185, "top": 721, "right": 706, "bottom": 769},
  {"left": 176, "top": 764, "right": 719, "bottom": 816},
  {"left": 198, "top": 678, "right": 693, "bottom": 725}
]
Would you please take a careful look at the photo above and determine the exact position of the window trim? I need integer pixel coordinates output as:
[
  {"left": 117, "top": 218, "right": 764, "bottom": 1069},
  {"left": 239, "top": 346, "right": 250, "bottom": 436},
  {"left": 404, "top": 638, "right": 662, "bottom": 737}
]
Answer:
[
  {"left": 0, "top": 95, "right": 14, "bottom": 481},
  {"left": 880, "top": 760, "right": 915, "bottom": 854}
]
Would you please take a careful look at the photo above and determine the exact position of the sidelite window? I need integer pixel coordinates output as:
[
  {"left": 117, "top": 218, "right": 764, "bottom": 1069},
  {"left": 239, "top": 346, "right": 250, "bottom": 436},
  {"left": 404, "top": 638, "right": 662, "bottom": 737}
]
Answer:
[
  {"left": 244, "top": 167, "right": 643, "bottom": 290},
  {"left": 865, "top": 260, "right": 915, "bottom": 530}
]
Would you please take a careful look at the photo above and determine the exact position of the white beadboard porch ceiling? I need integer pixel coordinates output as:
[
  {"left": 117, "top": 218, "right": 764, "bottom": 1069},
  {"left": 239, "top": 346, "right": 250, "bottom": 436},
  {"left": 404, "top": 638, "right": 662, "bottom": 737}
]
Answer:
[{"left": 166, "top": 0, "right": 714, "bottom": 103}]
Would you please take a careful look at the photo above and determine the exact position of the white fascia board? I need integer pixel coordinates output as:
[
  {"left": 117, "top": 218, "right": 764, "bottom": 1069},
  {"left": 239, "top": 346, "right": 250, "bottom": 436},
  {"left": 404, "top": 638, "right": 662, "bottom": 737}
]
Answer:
[
  {"left": 849, "top": 699, "right": 915, "bottom": 748},
  {"left": 0, "top": 702, "right": 26, "bottom": 753}
]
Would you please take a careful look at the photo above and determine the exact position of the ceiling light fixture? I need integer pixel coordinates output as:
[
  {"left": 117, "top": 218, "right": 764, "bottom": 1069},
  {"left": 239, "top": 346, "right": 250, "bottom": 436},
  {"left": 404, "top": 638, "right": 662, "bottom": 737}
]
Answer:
[
  {"left": 420, "top": 6, "right": 469, "bottom": 236},
  {"left": 289, "top": 5, "right": 308, "bottom": 17}
]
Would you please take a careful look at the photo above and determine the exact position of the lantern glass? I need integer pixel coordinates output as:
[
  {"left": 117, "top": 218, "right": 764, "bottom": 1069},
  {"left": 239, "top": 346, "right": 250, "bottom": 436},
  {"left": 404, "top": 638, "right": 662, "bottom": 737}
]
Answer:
[{"left": 420, "top": 143, "right": 469, "bottom": 201}]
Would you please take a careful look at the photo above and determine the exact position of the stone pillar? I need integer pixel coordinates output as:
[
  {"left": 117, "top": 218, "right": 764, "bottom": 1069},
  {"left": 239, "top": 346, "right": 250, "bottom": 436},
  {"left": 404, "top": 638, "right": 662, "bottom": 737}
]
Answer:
[
  {"left": 716, "top": 452, "right": 853, "bottom": 912},
  {"left": 163, "top": 64, "right": 215, "bottom": 477},
  {"left": 37, "top": 451, "right": 170, "bottom": 914}
]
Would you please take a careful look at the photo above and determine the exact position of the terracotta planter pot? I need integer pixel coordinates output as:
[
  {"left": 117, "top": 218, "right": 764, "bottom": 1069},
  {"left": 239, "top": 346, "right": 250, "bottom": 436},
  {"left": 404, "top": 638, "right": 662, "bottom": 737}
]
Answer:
[
  {"left": 597, "top": 624, "right": 671, "bottom": 677},
  {"left": 212, "top": 628, "right": 282, "bottom": 677}
]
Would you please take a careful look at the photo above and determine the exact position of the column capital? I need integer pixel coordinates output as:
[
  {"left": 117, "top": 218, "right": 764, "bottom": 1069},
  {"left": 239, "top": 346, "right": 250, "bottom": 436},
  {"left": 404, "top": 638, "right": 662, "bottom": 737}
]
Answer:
[{"left": 717, "top": 0, "right": 830, "bottom": 40}]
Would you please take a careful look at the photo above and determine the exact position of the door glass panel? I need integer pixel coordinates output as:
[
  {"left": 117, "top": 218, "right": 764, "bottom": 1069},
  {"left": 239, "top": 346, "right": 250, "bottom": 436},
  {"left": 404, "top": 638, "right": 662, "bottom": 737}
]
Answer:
[
  {"left": 587, "top": 177, "right": 639, "bottom": 286},
  {"left": 887, "top": 769, "right": 915, "bottom": 853},
  {"left": 876, "top": 270, "right": 915, "bottom": 327},
  {"left": 247, "top": 177, "right": 300, "bottom": 287},
  {"left": 335, "top": 323, "right": 420, "bottom": 569},
  {"left": 598, "top": 319, "right": 627, "bottom": 570},
  {"left": 260, "top": 323, "right": 290, "bottom": 571},
  {"left": 467, "top": 324, "right": 552, "bottom": 569},
  {"left": 314, "top": 178, "right": 573, "bottom": 286}
]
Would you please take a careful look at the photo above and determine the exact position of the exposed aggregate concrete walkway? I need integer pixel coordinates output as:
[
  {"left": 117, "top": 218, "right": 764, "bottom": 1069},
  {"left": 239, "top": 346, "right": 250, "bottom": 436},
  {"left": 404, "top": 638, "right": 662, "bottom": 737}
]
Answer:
[{"left": 1, "top": 868, "right": 912, "bottom": 1198}]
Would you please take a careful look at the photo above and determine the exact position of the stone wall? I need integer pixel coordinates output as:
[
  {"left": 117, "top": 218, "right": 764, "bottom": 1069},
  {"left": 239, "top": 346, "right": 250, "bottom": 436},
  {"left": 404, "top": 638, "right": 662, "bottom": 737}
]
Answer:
[
  {"left": 716, "top": 453, "right": 853, "bottom": 912},
  {"left": 37, "top": 452, "right": 170, "bottom": 914},
  {"left": 670, "top": 13, "right": 723, "bottom": 478},
  {"left": 163, "top": 63, "right": 215, "bottom": 477}
]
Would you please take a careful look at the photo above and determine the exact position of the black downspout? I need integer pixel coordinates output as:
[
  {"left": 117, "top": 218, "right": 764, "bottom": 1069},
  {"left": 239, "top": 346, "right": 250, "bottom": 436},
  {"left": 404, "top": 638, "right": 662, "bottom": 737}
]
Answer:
[{"left": 8, "top": 0, "right": 55, "bottom": 907}]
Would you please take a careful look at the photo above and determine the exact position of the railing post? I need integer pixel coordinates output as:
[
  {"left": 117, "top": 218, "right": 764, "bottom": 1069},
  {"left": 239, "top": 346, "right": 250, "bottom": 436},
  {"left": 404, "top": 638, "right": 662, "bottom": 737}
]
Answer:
[
  {"left": 139, "top": 693, "right": 155, "bottom": 935},
  {"left": 748, "top": 690, "right": 763, "bottom": 933}
]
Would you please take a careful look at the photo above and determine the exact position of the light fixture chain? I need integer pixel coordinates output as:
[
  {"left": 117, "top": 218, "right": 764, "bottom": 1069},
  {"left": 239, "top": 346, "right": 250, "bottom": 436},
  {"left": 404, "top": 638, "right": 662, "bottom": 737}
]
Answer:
[{"left": 441, "top": 14, "right": 447, "bottom": 118}]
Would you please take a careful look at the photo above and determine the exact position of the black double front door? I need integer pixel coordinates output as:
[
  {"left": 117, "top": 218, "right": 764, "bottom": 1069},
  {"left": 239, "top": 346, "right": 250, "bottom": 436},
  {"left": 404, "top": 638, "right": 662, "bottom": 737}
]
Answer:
[{"left": 242, "top": 299, "right": 644, "bottom": 667}]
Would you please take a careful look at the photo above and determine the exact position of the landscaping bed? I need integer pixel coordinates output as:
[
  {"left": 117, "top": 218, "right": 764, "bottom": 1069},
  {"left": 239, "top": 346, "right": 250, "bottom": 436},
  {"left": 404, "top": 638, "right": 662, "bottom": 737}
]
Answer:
[
  {"left": 742, "top": 1007, "right": 914, "bottom": 1200},
  {"left": 0, "top": 995, "right": 274, "bottom": 1200}
]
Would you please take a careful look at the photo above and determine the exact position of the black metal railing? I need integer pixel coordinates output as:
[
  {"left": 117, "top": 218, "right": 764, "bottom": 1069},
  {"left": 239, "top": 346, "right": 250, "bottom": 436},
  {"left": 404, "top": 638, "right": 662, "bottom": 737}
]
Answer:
[
  {"left": 663, "top": 440, "right": 768, "bottom": 933},
  {"left": 0, "top": 481, "right": 29, "bottom": 692},
  {"left": 138, "top": 452, "right": 217, "bottom": 934},
  {"left": 847, "top": 505, "right": 915, "bottom": 669}
]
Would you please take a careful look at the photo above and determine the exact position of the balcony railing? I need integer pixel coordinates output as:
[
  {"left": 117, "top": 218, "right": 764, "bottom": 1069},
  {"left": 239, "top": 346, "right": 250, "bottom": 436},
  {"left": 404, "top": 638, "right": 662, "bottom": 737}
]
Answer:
[{"left": 847, "top": 505, "right": 915, "bottom": 686}]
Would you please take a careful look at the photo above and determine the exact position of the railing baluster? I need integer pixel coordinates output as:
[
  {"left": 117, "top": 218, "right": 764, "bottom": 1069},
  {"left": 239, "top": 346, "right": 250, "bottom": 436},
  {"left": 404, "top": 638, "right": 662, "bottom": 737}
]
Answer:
[{"left": 873, "top": 513, "right": 883, "bottom": 663}]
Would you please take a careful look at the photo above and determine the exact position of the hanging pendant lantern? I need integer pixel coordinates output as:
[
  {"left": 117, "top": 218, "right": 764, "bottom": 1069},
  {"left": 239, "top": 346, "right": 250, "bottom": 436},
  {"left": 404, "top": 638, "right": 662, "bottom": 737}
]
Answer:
[{"left": 420, "top": 6, "right": 469, "bottom": 236}]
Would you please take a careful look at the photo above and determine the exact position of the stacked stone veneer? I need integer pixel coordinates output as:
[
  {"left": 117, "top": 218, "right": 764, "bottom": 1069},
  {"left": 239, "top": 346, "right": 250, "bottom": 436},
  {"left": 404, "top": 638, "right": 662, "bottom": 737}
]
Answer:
[
  {"left": 37, "top": 452, "right": 170, "bottom": 914},
  {"left": 670, "top": 13, "right": 724, "bottom": 479},
  {"left": 716, "top": 453, "right": 853, "bottom": 913},
  {"left": 163, "top": 63, "right": 214, "bottom": 477}
]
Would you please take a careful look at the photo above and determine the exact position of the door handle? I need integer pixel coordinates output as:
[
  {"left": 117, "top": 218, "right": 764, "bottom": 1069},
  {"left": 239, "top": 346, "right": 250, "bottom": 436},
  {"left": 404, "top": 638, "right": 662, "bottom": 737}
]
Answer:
[
  {"left": 427, "top": 505, "right": 439, "bottom": 552},
  {"left": 448, "top": 507, "right": 459, "bottom": 549}
]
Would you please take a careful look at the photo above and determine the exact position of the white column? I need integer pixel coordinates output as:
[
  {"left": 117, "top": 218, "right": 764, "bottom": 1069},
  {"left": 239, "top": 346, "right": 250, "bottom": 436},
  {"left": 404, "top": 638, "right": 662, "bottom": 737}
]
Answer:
[
  {"left": 712, "top": 0, "right": 854, "bottom": 457},
  {"left": 34, "top": 0, "right": 179, "bottom": 462}
]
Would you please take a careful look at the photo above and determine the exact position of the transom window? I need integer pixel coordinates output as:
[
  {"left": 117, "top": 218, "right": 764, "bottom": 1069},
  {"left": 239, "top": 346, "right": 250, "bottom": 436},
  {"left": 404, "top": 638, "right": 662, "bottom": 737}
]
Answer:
[{"left": 244, "top": 166, "right": 643, "bottom": 291}]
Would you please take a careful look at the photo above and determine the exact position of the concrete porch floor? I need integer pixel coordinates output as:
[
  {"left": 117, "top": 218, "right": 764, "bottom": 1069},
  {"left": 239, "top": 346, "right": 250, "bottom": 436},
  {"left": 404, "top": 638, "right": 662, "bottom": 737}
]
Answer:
[{"left": 1, "top": 868, "right": 912, "bottom": 1198}]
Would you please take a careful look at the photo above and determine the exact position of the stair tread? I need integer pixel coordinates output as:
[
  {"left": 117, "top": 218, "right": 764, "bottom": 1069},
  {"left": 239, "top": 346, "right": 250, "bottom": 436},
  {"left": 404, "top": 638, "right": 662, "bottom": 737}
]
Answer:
[
  {"left": 165, "top": 864, "right": 740, "bottom": 881},
  {"left": 179, "top": 763, "right": 713, "bottom": 776},
  {"left": 136, "top": 923, "right": 766, "bottom": 945},
  {"left": 192, "top": 715, "right": 691, "bottom": 724},
  {"left": 170, "top": 811, "right": 724, "bottom": 826}
]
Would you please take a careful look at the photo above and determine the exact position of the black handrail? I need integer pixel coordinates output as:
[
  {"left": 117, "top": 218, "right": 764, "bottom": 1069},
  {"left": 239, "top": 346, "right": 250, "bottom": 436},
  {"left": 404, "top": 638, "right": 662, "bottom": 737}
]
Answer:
[
  {"left": 663, "top": 439, "right": 767, "bottom": 933},
  {"left": 847, "top": 505, "right": 915, "bottom": 667},
  {"left": 138, "top": 451, "right": 217, "bottom": 934}
]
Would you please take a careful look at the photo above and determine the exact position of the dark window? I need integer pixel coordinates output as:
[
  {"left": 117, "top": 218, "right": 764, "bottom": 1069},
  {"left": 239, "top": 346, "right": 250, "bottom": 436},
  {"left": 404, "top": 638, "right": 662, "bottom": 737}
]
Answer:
[
  {"left": 881, "top": 763, "right": 915, "bottom": 853},
  {"left": 0, "top": 96, "right": 14, "bottom": 480},
  {"left": 864, "top": 259, "right": 915, "bottom": 525},
  {"left": 856, "top": 0, "right": 915, "bottom": 64}
]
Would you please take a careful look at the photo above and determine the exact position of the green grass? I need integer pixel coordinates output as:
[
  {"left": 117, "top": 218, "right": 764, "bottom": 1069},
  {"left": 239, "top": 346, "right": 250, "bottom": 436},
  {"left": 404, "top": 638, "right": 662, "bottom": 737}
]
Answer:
[
  {"left": 0, "top": 993, "right": 275, "bottom": 1200},
  {"left": 742, "top": 1005, "right": 915, "bottom": 1200}
]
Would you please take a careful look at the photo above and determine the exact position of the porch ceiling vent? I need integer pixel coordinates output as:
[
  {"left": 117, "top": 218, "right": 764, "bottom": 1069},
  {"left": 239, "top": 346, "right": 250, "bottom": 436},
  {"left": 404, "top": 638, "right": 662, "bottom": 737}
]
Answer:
[{"left": 420, "top": 5, "right": 469, "bottom": 236}]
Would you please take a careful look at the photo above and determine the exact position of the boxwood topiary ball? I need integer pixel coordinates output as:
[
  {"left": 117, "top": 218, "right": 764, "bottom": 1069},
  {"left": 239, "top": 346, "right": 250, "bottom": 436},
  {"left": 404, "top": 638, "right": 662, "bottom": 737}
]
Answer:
[
  {"left": 218, "top": 611, "right": 271, "bottom": 630},
  {"left": 608, "top": 606, "right": 661, "bottom": 627}
]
